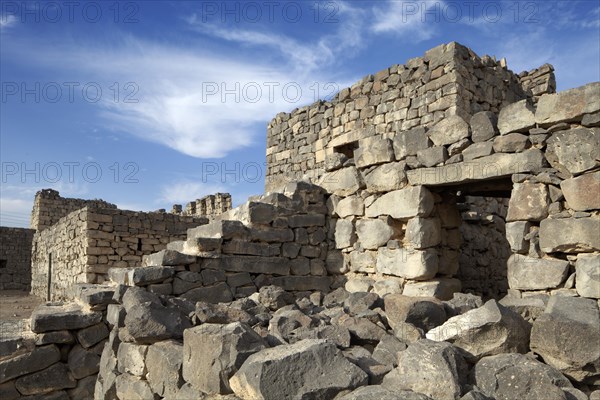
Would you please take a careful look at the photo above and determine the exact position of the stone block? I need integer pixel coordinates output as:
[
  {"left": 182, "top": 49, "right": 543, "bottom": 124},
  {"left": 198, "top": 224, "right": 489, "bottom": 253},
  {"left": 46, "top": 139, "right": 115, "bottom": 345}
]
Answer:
[
  {"left": 14, "top": 363, "right": 76, "bottom": 395},
  {"left": 181, "top": 282, "right": 234, "bottom": 304},
  {"left": 505, "top": 221, "right": 531, "bottom": 254},
  {"left": 462, "top": 142, "right": 494, "bottom": 161},
  {"left": 576, "top": 253, "right": 600, "bottom": 299},
  {"left": 406, "top": 217, "right": 441, "bottom": 249},
  {"left": 470, "top": 111, "right": 498, "bottom": 142},
  {"left": 498, "top": 99, "right": 535, "bottom": 134},
  {"left": 384, "top": 294, "right": 447, "bottom": 332},
  {"left": 376, "top": 248, "right": 438, "bottom": 280},
  {"left": 115, "top": 373, "right": 155, "bottom": 400},
  {"left": 393, "top": 127, "right": 431, "bottom": 160},
  {"left": 366, "top": 186, "right": 434, "bottom": 219},
  {"left": 31, "top": 303, "right": 102, "bottom": 333},
  {"left": 218, "top": 255, "right": 290, "bottom": 276},
  {"left": 142, "top": 249, "right": 196, "bottom": 266},
  {"left": 506, "top": 183, "right": 549, "bottom": 222},
  {"left": 428, "top": 115, "right": 470, "bottom": 146},
  {"left": 364, "top": 162, "right": 407, "bottom": 193},
  {"left": 350, "top": 250, "right": 377, "bottom": 273},
  {"left": 507, "top": 254, "right": 569, "bottom": 290},
  {"left": 536, "top": 82, "right": 600, "bottom": 126},
  {"left": 545, "top": 127, "right": 600, "bottom": 175},
  {"left": 561, "top": 171, "right": 600, "bottom": 211},
  {"left": 355, "top": 137, "right": 395, "bottom": 168},
  {"left": 319, "top": 167, "right": 363, "bottom": 196},
  {"left": 356, "top": 219, "right": 394, "bottom": 250},
  {"left": 67, "top": 344, "right": 100, "bottom": 379},
  {"left": 271, "top": 276, "right": 332, "bottom": 292},
  {"left": 0, "top": 345, "right": 60, "bottom": 384},
  {"left": 336, "top": 196, "right": 364, "bottom": 218},
  {"left": 402, "top": 278, "right": 461, "bottom": 300},
  {"left": 335, "top": 219, "right": 356, "bottom": 249},
  {"left": 417, "top": 146, "right": 448, "bottom": 167},
  {"left": 183, "top": 323, "right": 266, "bottom": 394},
  {"left": 539, "top": 217, "right": 600, "bottom": 253},
  {"left": 493, "top": 133, "right": 529, "bottom": 153},
  {"left": 146, "top": 340, "right": 184, "bottom": 398},
  {"left": 76, "top": 322, "right": 109, "bottom": 348},
  {"left": 117, "top": 343, "right": 148, "bottom": 377}
]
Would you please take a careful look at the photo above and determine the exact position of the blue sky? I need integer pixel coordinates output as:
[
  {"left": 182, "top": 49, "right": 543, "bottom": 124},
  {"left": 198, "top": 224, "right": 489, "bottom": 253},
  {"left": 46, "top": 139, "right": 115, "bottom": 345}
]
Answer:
[{"left": 1, "top": 0, "right": 599, "bottom": 228}]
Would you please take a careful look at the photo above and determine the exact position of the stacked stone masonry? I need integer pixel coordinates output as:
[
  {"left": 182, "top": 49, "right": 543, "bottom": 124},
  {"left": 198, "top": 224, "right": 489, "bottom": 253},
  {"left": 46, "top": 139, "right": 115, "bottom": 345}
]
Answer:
[
  {"left": 31, "top": 206, "right": 209, "bottom": 301},
  {"left": 170, "top": 193, "right": 233, "bottom": 219},
  {"left": 0, "top": 227, "right": 35, "bottom": 291}
]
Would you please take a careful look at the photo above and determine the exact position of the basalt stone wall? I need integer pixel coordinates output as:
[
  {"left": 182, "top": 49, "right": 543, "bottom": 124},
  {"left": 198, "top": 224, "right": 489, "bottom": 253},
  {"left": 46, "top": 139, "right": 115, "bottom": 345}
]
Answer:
[
  {"left": 171, "top": 193, "right": 233, "bottom": 219},
  {"left": 30, "top": 189, "right": 117, "bottom": 232},
  {"left": 31, "top": 207, "right": 209, "bottom": 301},
  {"left": 0, "top": 227, "right": 35, "bottom": 291},
  {"left": 265, "top": 42, "right": 555, "bottom": 192}
]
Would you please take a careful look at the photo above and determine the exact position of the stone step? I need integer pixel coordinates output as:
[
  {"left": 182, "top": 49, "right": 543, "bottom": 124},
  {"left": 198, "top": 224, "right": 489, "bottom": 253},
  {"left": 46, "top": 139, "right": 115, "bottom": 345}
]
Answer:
[
  {"left": 75, "top": 284, "right": 116, "bottom": 310},
  {"left": 142, "top": 249, "right": 197, "bottom": 267},
  {"left": 187, "top": 220, "right": 248, "bottom": 241},
  {"left": 166, "top": 240, "right": 186, "bottom": 252},
  {"left": 108, "top": 266, "right": 175, "bottom": 286}
]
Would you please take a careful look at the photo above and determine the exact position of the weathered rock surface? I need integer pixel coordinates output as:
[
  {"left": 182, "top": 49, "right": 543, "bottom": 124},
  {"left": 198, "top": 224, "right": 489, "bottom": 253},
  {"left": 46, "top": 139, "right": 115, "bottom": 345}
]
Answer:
[
  {"left": 472, "top": 353, "right": 575, "bottom": 400},
  {"left": 426, "top": 300, "right": 530, "bottom": 360},
  {"left": 30, "top": 303, "right": 102, "bottom": 333},
  {"left": 428, "top": 115, "right": 470, "bottom": 146},
  {"left": 376, "top": 248, "right": 438, "bottom": 280},
  {"left": 530, "top": 296, "right": 600, "bottom": 383},
  {"left": 341, "top": 385, "right": 433, "bottom": 399},
  {"left": 14, "top": 362, "right": 76, "bottom": 395},
  {"left": 536, "top": 82, "right": 600, "bottom": 126},
  {"left": 0, "top": 345, "right": 60, "bottom": 384},
  {"left": 229, "top": 340, "right": 368, "bottom": 399},
  {"left": 507, "top": 254, "right": 569, "bottom": 290},
  {"left": 545, "top": 127, "right": 600, "bottom": 175},
  {"left": 393, "top": 127, "right": 431, "bottom": 160},
  {"left": 382, "top": 340, "right": 467, "bottom": 400},
  {"left": 319, "top": 167, "right": 363, "bottom": 197},
  {"left": 366, "top": 186, "right": 434, "bottom": 219},
  {"left": 498, "top": 99, "right": 536, "bottom": 134},
  {"left": 356, "top": 219, "right": 393, "bottom": 250},
  {"left": 183, "top": 322, "right": 266, "bottom": 394},
  {"left": 124, "top": 301, "right": 191, "bottom": 344},
  {"left": 539, "top": 217, "right": 600, "bottom": 253},
  {"left": 146, "top": 340, "right": 184, "bottom": 399},
  {"left": 560, "top": 171, "right": 600, "bottom": 211},
  {"left": 470, "top": 111, "right": 498, "bottom": 142},
  {"left": 384, "top": 294, "right": 446, "bottom": 332},
  {"left": 506, "top": 182, "right": 548, "bottom": 222},
  {"left": 575, "top": 253, "right": 600, "bottom": 298}
]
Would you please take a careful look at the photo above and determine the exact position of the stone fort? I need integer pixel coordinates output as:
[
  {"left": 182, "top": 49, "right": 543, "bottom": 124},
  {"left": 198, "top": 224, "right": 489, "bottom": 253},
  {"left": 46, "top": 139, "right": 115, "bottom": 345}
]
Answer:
[{"left": 0, "top": 42, "right": 598, "bottom": 400}]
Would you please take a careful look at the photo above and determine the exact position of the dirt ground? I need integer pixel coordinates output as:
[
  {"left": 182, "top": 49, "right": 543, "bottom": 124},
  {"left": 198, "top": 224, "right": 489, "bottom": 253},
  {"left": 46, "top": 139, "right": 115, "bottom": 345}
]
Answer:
[{"left": 0, "top": 290, "right": 43, "bottom": 322}]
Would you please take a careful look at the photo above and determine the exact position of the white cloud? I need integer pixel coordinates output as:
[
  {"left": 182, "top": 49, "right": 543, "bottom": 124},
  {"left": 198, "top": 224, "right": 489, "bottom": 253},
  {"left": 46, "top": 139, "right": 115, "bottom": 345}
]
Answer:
[
  {"left": 0, "top": 15, "right": 17, "bottom": 30},
  {"left": 371, "top": 0, "right": 443, "bottom": 41},
  {"left": 159, "top": 181, "right": 228, "bottom": 205}
]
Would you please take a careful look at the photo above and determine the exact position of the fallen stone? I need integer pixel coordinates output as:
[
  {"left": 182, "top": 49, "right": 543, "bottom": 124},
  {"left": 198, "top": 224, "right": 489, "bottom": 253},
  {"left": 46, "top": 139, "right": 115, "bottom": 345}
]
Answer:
[
  {"left": 498, "top": 296, "right": 547, "bottom": 322},
  {"left": 30, "top": 303, "right": 102, "bottom": 333},
  {"left": 507, "top": 254, "right": 569, "bottom": 290},
  {"left": 229, "top": 340, "right": 368, "bottom": 399},
  {"left": 0, "top": 344, "right": 60, "bottom": 384},
  {"left": 183, "top": 322, "right": 266, "bottom": 394},
  {"left": 506, "top": 182, "right": 549, "bottom": 222},
  {"left": 289, "top": 325, "right": 352, "bottom": 348},
  {"left": 498, "top": 99, "right": 536, "bottom": 134},
  {"left": 426, "top": 300, "right": 530, "bottom": 361},
  {"left": 545, "top": 127, "right": 600, "bottom": 175},
  {"left": 34, "top": 330, "right": 73, "bottom": 346},
  {"left": 470, "top": 111, "right": 498, "bottom": 142},
  {"left": 269, "top": 309, "right": 314, "bottom": 344},
  {"left": 339, "top": 316, "right": 388, "bottom": 344},
  {"left": 444, "top": 292, "right": 484, "bottom": 316},
  {"left": 372, "top": 335, "right": 407, "bottom": 367},
  {"left": 142, "top": 249, "right": 196, "bottom": 266},
  {"left": 384, "top": 294, "right": 447, "bottom": 332},
  {"left": 121, "top": 286, "right": 161, "bottom": 313},
  {"left": 539, "top": 217, "right": 600, "bottom": 253},
  {"left": 258, "top": 285, "right": 294, "bottom": 311},
  {"left": 270, "top": 276, "right": 332, "bottom": 292},
  {"left": 561, "top": 171, "right": 600, "bottom": 211},
  {"left": 344, "top": 292, "right": 381, "bottom": 314},
  {"left": 124, "top": 301, "right": 191, "bottom": 344},
  {"left": 366, "top": 186, "right": 434, "bottom": 219},
  {"left": 341, "top": 385, "right": 433, "bottom": 399},
  {"left": 536, "top": 82, "right": 600, "bottom": 126},
  {"left": 77, "top": 284, "right": 115, "bottom": 307},
  {"left": 382, "top": 340, "right": 467, "bottom": 400},
  {"left": 576, "top": 253, "right": 600, "bottom": 298},
  {"left": 129, "top": 266, "right": 175, "bottom": 286},
  {"left": 376, "top": 248, "right": 438, "bottom": 280},
  {"left": 356, "top": 219, "right": 393, "bottom": 250},
  {"left": 428, "top": 115, "right": 470, "bottom": 146},
  {"left": 473, "top": 353, "right": 575, "bottom": 400},
  {"left": 530, "top": 296, "right": 600, "bottom": 382}
]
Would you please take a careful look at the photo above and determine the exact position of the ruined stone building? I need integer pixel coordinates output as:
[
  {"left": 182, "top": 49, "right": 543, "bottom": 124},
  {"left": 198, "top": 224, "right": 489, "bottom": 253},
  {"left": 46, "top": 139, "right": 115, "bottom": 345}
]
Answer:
[{"left": 0, "top": 42, "right": 598, "bottom": 400}]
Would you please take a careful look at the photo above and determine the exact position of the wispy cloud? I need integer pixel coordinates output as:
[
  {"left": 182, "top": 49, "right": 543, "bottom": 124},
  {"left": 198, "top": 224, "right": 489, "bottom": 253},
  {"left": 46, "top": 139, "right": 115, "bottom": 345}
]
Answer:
[
  {"left": 0, "top": 14, "right": 17, "bottom": 30},
  {"left": 371, "top": 0, "right": 444, "bottom": 41}
]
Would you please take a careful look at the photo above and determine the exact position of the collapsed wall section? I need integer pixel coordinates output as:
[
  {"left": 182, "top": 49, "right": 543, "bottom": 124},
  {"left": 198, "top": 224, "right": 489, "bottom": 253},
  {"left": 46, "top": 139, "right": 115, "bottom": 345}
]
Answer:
[
  {"left": 31, "top": 207, "right": 209, "bottom": 301},
  {"left": 265, "top": 42, "right": 554, "bottom": 192},
  {"left": 0, "top": 227, "right": 35, "bottom": 291}
]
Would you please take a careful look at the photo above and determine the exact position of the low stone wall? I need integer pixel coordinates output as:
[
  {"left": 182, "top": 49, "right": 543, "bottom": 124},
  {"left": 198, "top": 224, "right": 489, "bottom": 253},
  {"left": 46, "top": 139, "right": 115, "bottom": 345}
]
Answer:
[
  {"left": 0, "top": 301, "right": 108, "bottom": 400},
  {"left": 171, "top": 193, "right": 233, "bottom": 219},
  {"left": 0, "top": 227, "right": 35, "bottom": 291},
  {"left": 32, "top": 207, "right": 209, "bottom": 301},
  {"left": 30, "top": 189, "right": 117, "bottom": 232}
]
